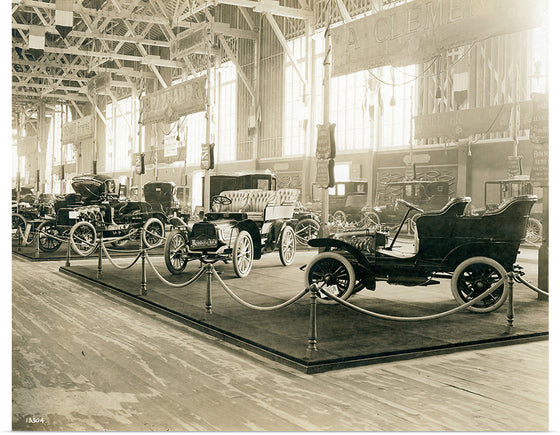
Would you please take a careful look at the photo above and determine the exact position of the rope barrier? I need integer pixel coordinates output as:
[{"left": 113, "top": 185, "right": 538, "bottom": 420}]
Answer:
[
  {"left": 144, "top": 251, "right": 207, "bottom": 288},
  {"left": 514, "top": 275, "right": 549, "bottom": 296},
  {"left": 322, "top": 277, "right": 506, "bottom": 321},
  {"left": 100, "top": 242, "right": 143, "bottom": 270},
  {"left": 211, "top": 268, "right": 310, "bottom": 311}
]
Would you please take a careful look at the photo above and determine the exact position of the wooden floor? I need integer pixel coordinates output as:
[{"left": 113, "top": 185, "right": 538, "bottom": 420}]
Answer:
[{"left": 12, "top": 254, "right": 549, "bottom": 431}]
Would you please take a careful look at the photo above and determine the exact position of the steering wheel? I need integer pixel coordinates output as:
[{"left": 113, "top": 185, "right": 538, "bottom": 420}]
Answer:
[
  {"left": 396, "top": 198, "right": 424, "bottom": 214},
  {"left": 211, "top": 195, "right": 232, "bottom": 212},
  {"left": 211, "top": 195, "right": 232, "bottom": 206}
]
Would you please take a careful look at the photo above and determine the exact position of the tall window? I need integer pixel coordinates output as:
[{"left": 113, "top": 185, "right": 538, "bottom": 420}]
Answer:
[
  {"left": 284, "top": 36, "right": 308, "bottom": 156},
  {"left": 106, "top": 96, "right": 134, "bottom": 173},
  {"left": 215, "top": 62, "right": 237, "bottom": 162},
  {"left": 313, "top": 32, "right": 373, "bottom": 152},
  {"left": 184, "top": 111, "right": 205, "bottom": 166}
]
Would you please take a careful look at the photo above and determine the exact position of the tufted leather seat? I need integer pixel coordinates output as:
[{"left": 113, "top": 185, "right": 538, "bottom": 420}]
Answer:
[
  {"left": 275, "top": 188, "right": 300, "bottom": 205},
  {"left": 218, "top": 190, "right": 250, "bottom": 212}
]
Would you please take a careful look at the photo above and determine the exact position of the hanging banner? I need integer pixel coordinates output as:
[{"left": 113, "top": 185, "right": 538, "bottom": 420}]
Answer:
[
  {"left": 141, "top": 76, "right": 207, "bottom": 124},
  {"left": 61, "top": 115, "right": 94, "bottom": 144},
  {"left": 413, "top": 101, "right": 532, "bottom": 140},
  {"left": 331, "top": 0, "right": 545, "bottom": 77}
]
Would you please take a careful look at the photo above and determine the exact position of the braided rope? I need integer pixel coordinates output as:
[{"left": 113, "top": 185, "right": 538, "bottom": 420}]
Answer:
[
  {"left": 322, "top": 277, "right": 506, "bottom": 321},
  {"left": 514, "top": 275, "right": 548, "bottom": 296},
  {"left": 100, "top": 242, "right": 142, "bottom": 270},
  {"left": 144, "top": 251, "right": 206, "bottom": 288},
  {"left": 211, "top": 268, "right": 309, "bottom": 311}
]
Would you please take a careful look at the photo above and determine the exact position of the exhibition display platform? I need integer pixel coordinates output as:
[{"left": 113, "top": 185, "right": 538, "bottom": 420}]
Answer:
[{"left": 60, "top": 249, "right": 548, "bottom": 373}]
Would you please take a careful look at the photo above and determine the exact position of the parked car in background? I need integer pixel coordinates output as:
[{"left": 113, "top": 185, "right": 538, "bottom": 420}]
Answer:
[{"left": 37, "top": 174, "right": 172, "bottom": 255}]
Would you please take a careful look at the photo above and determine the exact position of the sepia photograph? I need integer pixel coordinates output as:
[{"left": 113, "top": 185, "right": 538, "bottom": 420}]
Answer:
[{"left": 7, "top": 0, "right": 554, "bottom": 431}]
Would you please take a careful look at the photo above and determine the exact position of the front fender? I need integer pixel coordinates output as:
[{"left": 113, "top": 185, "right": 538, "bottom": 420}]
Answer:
[
  {"left": 168, "top": 216, "right": 188, "bottom": 228},
  {"left": 308, "top": 238, "right": 372, "bottom": 272}
]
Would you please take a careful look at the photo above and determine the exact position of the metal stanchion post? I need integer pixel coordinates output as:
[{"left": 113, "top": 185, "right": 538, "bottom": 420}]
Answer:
[
  {"left": 34, "top": 228, "right": 40, "bottom": 258},
  {"left": 65, "top": 235, "right": 71, "bottom": 267},
  {"left": 17, "top": 228, "right": 22, "bottom": 252},
  {"left": 306, "top": 284, "right": 318, "bottom": 359},
  {"left": 97, "top": 235, "right": 103, "bottom": 279},
  {"left": 205, "top": 264, "right": 213, "bottom": 319},
  {"left": 506, "top": 271, "right": 515, "bottom": 332},
  {"left": 140, "top": 228, "right": 147, "bottom": 296}
]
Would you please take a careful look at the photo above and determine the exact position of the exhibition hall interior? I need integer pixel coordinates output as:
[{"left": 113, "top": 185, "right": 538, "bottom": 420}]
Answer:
[{"left": 10, "top": 0, "right": 550, "bottom": 431}]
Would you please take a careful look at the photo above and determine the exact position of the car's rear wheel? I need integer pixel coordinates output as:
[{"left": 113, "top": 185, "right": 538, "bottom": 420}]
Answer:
[
  {"left": 279, "top": 225, "right": 296, "bottom": 266},
  {"left": 142, "top": 217, "right": 165, "bottom": 248},
  {"left": 293, "top": 218, "right": 320, "bottom": 245},
  {"left": 164, "top": 230, "right": 189, "bottom": 274},
  {"left": 232, "top": 230, "right": 253, "bottom": 278},
  {"left": 525, "top": 217, "right": 542, "bottom": 244},
  {"left": 305, "top": 252, "right": 355, "bottom": 304},
  {"left": 38, "top": 220, "right": 63, "bottom": 252},
  {"left": 451, "top": 256, "right": 508, "bottom": 313},
  {"left": 12, "top": 213, "right": 26, "bottom": 240},
  {"left": 70, "top": 221, "right": 97, "bottom": 256},
  {"left": 332, "top": 210, "right": 346, "bottom": 226}
]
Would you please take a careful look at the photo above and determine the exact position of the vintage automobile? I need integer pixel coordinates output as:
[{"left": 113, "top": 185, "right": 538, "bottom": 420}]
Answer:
[
  {"left": 164, "top": 188, "right": 298, "bottom": 278},
  {"left": 143, "top": 181, "right": 190, "bottom": 221},
  {"left": 312, "top": 180, "right": 369, "bottom": 226},
  {"left": 305, "top": 194, "right": 537, "bottom": 313},
  {"left": 361, "top": 180, "right": 451, "bottom": 230},
  {"left": 37, "top": 174, "right": 170, "bottom": 255},
  {"left": 469, "top": 177, "right": 543, "bottom": 244},
  {"left": 12, "top": 189, "right": 55, "bottom": 246}
]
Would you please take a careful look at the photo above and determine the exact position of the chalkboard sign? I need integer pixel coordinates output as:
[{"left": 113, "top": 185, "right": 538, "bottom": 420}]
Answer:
[
  {"left": 530, "top": 93, "right": 548, "bottom": 144},
  {"left": 316, "top": 123, "right": 336, "bottom": 160},
  {"left": 531, "top": 145, "right": 548, "bottom": 186}
]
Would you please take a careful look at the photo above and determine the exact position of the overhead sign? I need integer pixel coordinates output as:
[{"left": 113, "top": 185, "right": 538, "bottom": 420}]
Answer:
[
  {"left": 61, "top": 115, "right": 94, "bottom": 144},
  {"left": 331, "top": 0, "right": 545, "bottom": 76},
  {"left": 201, "top": 143, "right": 215, "bottom": 170},
  {"left": 316, "top": 123, "right": 336, "bottom": 159},
  {"left": 316, "top": 159, "right": 335, "bottom": 188},
  {"left": 414, "top": 101, "right": 532, "bottom": 140},
  {"left": 141, "top": 76, "right": 206, "bottom": 124}
]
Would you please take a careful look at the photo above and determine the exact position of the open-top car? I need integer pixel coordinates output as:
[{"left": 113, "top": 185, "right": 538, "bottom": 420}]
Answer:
[
  {"left": 305, "top": 194, "right": 537, "bottom": 312},
  {"left": 37, "top": 174, "right": 171, "bottom": 255},
  {"left": 164, "top": 188, "right": 298, "bottom": 277}
]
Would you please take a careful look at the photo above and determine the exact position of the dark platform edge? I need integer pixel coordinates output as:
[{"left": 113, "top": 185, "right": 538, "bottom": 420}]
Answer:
[{"left": 59, "top": 266, "right": 549, "bottom": 374}]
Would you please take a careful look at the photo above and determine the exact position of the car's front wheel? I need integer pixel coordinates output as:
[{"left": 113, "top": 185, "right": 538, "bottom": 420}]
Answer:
[
  {"left": 37, "top": 220, "right": 63, "bottom": 252},
  {"left": 278, "top": 225, "right": 296, "bottom": 266},
  {"left": 69, "top": 221, "right": 97, "bottom": 256},
  {"left": 142, "top": 217, "right": 165, "bottom": 248},
  {"left": 451, "top": 256, "right": 508, "bottom": 313},
  {"left": 305, "top": 252, "right": 355, "bottom": 304},
  {"left": 164, "top": 230, "right": 189, "bottom": 274},
  {"left": 232, "top": 230, "right": 253, "bottom": 278}
]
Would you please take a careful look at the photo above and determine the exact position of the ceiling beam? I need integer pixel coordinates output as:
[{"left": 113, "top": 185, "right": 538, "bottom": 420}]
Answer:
[
  {"left": 13, "top": 43, "right": 184, "bottom": 68},
  {"left": 12, "top": 23, "right": 171, "bottom": 48},
  {"left": 15, "top": 0, "right": 171, "bottom": 25},
  {"left": 13, "top": 90, "right": 90, "bottom": 102}
]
